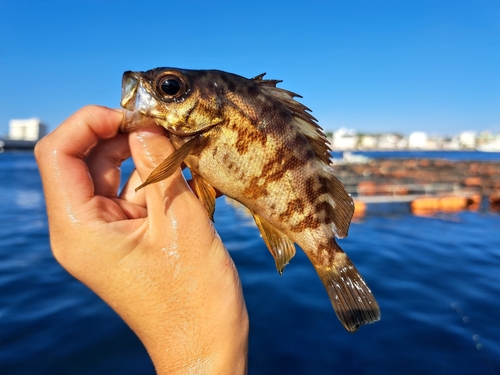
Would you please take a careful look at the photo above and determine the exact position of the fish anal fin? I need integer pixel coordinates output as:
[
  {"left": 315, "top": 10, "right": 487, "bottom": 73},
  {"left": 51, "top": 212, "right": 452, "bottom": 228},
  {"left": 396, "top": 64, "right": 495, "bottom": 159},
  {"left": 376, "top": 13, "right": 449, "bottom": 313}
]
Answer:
[
  {"left": 135, "top": 136, "right": 202, "bottom": 192},
  {"left": 252, "top": 214, "right": 296, "bottom": 274},
  {"left": 310, "top": 241, "right": 380, "bottom": 332},
  {"left": 191, "top": 172, "right": 216, "bottom": 222}
]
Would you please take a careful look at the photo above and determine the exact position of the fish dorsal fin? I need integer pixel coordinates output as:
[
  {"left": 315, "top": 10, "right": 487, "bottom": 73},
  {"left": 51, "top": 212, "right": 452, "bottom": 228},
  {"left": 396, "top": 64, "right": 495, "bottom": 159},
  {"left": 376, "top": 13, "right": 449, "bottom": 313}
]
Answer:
[
  {"left": 255, "top": 74, "right": 332, "bottom": 165},
  {"left": 191, "top": 172, "right": 216, "bottom": 222},
  {"left": 327, "top": 176, "right": 354, "bottom": 239},
  {"left": 135, "top": 135, "right": 202, "bottom": 192},
  {"left": 251, "top": 72, "right": 283, "bottom": 87},
  {"left": 252, "top": 213, "right": 296, "bottom": 274},
  {"left": 254, "top": 74, "right": 354, "bottom": 238}
]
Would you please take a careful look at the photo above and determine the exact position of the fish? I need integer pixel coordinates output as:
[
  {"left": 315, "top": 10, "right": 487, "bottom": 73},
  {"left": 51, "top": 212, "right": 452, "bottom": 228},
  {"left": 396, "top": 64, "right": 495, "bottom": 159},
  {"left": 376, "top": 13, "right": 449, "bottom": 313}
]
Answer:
[{"left": 120, "top": 68, "right": 380, "bottom": 332}]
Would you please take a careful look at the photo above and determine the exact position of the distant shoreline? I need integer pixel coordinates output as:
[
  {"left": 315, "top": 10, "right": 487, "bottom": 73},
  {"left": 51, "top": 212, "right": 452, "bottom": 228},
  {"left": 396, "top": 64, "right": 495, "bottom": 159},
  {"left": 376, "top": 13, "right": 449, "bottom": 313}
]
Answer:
[{"left": 0, "top": 138, "right": 38, "bottom": 152}]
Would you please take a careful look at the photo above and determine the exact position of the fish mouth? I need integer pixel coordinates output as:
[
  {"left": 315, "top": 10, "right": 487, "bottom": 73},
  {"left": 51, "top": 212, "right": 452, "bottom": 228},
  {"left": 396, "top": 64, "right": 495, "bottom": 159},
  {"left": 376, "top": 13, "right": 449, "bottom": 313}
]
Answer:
[
  {"left": 120, "top": 71, "right": 161, "bottom": 132},
  {"left": 121, "top": 71, "right": 158, "bottom": 113},
  {"left": 120, "top": 71, "right": 139, "bottom": 110}
]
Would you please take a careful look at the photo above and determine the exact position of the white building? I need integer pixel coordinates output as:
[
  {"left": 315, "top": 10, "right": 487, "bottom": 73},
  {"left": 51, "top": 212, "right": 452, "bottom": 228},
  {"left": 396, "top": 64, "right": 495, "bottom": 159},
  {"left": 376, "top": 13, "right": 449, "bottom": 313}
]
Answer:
[
  {"left": 332, "top": 128, "right": 358, "bottom": 150},
  {"left": 377, "top": 134, "right": 402, "bottom": 149},
  {"left": 477, "top": 133, "right": 500, "bottom": 152},
  {"left": 8, "top": 118, "right": 47, "bottom": 141},
  {"left": 458, "top": 131, "right": 476, "bottom": 149},
  {"left": 408, "top": 132, "right": 428, "bottom": 149},
  {"left": 358, "top": 134, "right": 377, "bottom": 149}
]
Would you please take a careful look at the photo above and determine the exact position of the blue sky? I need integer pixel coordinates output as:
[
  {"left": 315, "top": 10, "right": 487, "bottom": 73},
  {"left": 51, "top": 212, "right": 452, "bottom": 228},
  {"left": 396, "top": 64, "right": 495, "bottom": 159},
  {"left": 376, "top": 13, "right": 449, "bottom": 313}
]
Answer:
[{"left": 0, "top": 0, "right": 498, "bottom": 136}]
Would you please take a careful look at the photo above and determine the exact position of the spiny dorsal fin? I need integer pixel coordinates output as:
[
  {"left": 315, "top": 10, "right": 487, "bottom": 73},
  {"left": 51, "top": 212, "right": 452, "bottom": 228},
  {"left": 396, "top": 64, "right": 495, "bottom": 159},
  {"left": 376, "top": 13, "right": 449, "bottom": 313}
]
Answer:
[
  {"left": 251, "top": 73, "right": 266, "bottom": 81},
  {"left": 251, "top": 73, "right": 283, "bottom": 87},
  {"left": 255, "top": 76, "right": 333, "bottom": 165}
]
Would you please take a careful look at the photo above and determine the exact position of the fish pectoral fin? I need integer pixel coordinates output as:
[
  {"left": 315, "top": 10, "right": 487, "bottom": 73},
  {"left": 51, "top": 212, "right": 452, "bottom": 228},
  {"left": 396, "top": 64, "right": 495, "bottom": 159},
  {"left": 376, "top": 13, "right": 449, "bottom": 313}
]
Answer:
[
  {"left": 311, "top": 241, "right": 380, "bottom": 332},
  {"left": 135, "top": 136, "right": 202, "bottom": 192},
  {"left": 191, "top": 172, "right": 216, "bottom": 222},
  {"left": 252, "top": 214, "right": 296, "bottom": 274}
]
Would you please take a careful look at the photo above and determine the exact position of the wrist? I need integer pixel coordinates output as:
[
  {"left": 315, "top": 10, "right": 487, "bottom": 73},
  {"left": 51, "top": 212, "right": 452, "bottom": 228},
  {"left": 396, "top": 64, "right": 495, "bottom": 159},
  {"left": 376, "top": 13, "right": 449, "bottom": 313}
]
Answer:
[
  {"left": 107, "top": 242, "right": 249, "bottom": 375},
  {"left": 141, "top": 301, "right": 249, "bottom": 375}
]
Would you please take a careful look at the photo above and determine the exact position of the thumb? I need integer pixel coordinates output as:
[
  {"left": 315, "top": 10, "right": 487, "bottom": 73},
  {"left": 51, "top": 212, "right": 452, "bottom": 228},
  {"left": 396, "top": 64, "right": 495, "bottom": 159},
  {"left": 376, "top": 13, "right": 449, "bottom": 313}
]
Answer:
[{"left": 128, "top": 125, "right": 195, "bottom": 227}]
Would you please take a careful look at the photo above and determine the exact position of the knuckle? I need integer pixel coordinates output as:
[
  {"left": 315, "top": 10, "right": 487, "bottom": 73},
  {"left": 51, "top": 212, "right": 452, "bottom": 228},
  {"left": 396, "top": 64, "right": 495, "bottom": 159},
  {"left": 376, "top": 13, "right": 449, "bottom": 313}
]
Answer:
[{"left": 34, "top": 135, "right": 51, "bottom": 161}]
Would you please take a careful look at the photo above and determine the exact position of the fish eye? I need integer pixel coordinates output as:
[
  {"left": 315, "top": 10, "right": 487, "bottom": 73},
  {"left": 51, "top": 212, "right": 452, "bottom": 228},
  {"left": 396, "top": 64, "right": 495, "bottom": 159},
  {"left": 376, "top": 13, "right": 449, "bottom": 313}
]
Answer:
[
  {"left": 160, "top": 78, "right": 180, "bottom": 95},
  {"left": 156, "top": 73, "right": 188, "bottom": 100}
]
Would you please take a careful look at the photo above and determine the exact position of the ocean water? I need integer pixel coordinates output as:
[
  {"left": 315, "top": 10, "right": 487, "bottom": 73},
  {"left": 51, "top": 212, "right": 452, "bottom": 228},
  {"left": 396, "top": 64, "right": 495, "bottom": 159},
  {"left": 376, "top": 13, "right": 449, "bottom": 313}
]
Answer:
[{"left": 1, "top": 151, "right": 500, "bottom": 375}]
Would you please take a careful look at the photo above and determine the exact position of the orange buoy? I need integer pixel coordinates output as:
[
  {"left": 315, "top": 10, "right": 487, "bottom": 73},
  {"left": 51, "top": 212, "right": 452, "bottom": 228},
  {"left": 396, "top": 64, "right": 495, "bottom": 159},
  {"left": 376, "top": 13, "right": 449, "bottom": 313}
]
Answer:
[
  {"left": 411, "top": 197, "right": 439, "bottom": 216},
  {"left": 352, "top": 200, "right": 367, "bottom": 220},
  {"left": 412, "top": 195, "right": 477, "bottom": 216},
  {"left": 438, "top": 196, "right": 468, "bottom": 213}
]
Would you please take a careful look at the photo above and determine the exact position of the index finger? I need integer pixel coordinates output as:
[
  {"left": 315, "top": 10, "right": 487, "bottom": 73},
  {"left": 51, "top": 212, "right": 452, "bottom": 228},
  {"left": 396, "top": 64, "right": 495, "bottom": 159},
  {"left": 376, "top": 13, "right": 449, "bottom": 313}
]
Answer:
[{"left": 35, "top": 106, "right": 124, "bottom": 220}]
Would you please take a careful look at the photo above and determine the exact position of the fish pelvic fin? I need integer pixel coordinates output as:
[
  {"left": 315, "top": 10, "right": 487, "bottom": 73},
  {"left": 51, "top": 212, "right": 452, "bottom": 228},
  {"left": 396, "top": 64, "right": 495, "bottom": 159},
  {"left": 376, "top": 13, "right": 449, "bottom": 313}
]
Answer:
[
  {"left": 135, "top": 135, "right": 202, "bottom": 192},
  {"left": 191, "top": 172, "right": 216, "bottom": 222},
  {"left": 253, "top": 213, "right": 296, "bottom": 274},
  {"left": 310, "top": 240, "right": 380, "bottom": 332}
]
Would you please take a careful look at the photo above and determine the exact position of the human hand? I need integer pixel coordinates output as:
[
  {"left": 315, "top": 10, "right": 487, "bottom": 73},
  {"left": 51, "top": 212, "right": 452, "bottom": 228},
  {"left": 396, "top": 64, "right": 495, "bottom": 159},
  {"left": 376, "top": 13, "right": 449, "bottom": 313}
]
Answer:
[{"left": 35, "top": 106, "right": 248, "bottom": 374}]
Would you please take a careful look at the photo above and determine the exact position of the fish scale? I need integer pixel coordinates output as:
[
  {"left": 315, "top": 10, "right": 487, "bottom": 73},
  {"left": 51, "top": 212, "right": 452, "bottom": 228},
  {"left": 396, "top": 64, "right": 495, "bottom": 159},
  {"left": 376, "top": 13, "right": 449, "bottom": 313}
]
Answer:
[{"left": 120, "top": 67, "right": 380, "bottom": 332}]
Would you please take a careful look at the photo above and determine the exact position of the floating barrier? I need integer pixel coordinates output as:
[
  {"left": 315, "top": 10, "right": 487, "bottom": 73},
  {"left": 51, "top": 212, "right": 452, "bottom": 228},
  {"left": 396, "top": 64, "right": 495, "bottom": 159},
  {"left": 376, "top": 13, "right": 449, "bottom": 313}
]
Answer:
[{"left": 335, "top": 158, "right": 500, "bottom": 215}]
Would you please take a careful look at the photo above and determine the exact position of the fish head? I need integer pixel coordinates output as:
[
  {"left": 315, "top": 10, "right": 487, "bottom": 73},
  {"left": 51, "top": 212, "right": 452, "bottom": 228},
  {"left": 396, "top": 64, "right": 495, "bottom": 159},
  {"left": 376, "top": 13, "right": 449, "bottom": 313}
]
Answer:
[{"left": 121, "top": 68, "right": 224, "bottom": 135}]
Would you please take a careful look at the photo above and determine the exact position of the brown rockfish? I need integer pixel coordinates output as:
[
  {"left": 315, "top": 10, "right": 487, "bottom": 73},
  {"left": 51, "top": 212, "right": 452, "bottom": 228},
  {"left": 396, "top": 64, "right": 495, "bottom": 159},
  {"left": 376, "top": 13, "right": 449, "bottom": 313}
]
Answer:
[{"left": 120, "top": 68, "right": 380, "bottom": 332}]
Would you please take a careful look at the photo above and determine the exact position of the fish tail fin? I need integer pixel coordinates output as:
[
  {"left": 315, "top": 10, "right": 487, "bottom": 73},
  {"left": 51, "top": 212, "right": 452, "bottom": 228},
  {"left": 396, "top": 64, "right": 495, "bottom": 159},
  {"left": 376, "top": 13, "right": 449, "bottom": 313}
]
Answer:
[{"left": 311, "top": 240, "right": 380, "bottom": 332}]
